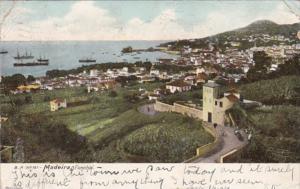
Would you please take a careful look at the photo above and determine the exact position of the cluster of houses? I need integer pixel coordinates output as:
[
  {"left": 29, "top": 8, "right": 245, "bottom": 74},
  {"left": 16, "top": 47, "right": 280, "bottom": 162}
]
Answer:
[
  {"left": 251, "top": 44, "right": 300, "bottom": 64},
  {"left": 161, "top": 42, "right": 299, "bottom": 82},
  {"left": 224, "top": 33, "right": 296, "bottom": 44},
  {"left": 7, "top": 39, "right": 299, "bottom": 115}
]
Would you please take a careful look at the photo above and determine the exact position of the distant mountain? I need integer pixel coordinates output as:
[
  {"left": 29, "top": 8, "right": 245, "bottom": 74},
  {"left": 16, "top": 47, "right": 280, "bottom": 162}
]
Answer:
[
  {"left": 160, "top": 20, "right": 300, "bottom": 50},
  {"left": 222, "top": 20, "right": 299, "bottom": 37}
]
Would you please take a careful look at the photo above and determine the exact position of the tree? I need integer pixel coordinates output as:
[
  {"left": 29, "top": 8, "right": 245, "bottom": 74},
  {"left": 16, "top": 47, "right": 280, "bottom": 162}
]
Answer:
[
  {"left": 44, "top": 96, "right": 51, "bottom": 102},
  {"left": 115, "top": 76, "right": 137, "bottom": 87},
  {"left": 247, "top": 51, "right": 271, "bottom": 82},
  {"left": 25, "top": 95, "right": 33, "bottom": 104},
  {"left": 277, "top": 55, "right": 300, "bottom": 76},
  {"left": 123, "top": 92, "right": 139, "bottom": 103},
  {"left": 1, "top": 74, "right": 26, "bottom": 90},
  {"left": 27, "top": 75, "right": 36, "bottom": 83}
]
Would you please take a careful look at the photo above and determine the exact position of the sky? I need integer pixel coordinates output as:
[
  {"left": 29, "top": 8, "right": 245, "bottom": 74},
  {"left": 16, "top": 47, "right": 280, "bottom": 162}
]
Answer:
[{"left": 0, "top": 0, "right": 299, "bottom": 41}]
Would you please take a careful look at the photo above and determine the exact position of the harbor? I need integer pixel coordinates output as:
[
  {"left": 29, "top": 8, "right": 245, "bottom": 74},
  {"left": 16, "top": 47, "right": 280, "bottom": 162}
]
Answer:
[{"left": 0, "top": 41, "right": 177, "bottom": 76}]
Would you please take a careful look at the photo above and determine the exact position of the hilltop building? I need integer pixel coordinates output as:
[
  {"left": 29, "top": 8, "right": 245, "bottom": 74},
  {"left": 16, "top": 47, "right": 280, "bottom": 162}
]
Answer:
[
  {"left": 50, "top": 99, "right": 67, "bottom": 111},
  {"left": 202, "top": 81, "right": 240, "bottom": 125}
]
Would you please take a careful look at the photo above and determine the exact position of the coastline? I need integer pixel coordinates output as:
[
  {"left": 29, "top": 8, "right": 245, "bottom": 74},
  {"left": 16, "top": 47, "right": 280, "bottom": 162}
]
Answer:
[{"left": 0, "top": 41, "right": 179, "bottom": 77}]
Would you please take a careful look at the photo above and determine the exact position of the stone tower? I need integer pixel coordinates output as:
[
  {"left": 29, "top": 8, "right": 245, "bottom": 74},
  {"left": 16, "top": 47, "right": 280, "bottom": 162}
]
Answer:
[{"left": 202, "top": 81, "right": 221, "bottom": 123}]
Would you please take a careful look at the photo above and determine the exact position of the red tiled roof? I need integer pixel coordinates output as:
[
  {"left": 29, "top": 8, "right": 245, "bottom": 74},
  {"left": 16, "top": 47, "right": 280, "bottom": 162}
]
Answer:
[
  {"left": 167, "top": 80, "right": 191, "bottom": 87},
  {"left": 226, "top": 88, "right": 239, "bottom": 93},
  {"left": 52, "top": 99, "right": 65, "bottom": 103},
  {"left": 197, "top": 73, "right": 208, "bottom": 80},
  {"left": 226, "top": 94, "right": 239, "bottom": 102}
]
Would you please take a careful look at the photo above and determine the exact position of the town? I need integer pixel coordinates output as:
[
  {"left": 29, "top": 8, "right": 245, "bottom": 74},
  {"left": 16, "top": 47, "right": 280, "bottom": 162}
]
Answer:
[{"left": 1, "top": 20, "right": 300, "bottom": 164}]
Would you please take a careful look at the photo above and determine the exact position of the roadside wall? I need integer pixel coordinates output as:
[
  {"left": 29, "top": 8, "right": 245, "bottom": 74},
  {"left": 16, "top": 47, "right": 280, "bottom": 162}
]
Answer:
[
  {"left": 173, "top": 103, "right": 203, "bottom": 120},
  {"left": 154, "top": 101, "right": 174, "bottom": 112},
  {"left": 219, "top": 144, "right": 246, "bottom": 163},
  {"left": 154, "top": 101, "right": 203, "bottom": 120}
]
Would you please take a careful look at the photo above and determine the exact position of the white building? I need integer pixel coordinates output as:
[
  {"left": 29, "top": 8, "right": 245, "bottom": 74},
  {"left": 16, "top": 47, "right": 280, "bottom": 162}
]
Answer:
[
  {"left": 166, "top": 80, "right": 192, "bottom": 93},
  {"left": 90, "top": 69, "right": 99, "bottom": 77},
  {"left": 150, "top": 69, "right": 160, "bottom": 76}
]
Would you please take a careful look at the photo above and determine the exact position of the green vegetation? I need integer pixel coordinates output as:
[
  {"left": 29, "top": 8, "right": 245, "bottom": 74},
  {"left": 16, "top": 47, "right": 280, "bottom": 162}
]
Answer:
[
  {"left": 228, "top": 104, "right": 300, "bottom": 163},
  {"left": 160, "top": 20, "right": 299, "bottom": 51},
  {"left": 1, "top": 82, "right": 212, "bottom": 162},
  {"left": 1, "top": 113, "right": 92, "bottom": 162},
  {"left": 121, "top": 115, "right": 213, "bottom": 162},
  {"left": 240, "top": 75, "right": 300, "bottom": 105},
  {"left": 243, "top": 53, "right": 300, "bottom": 84},
  {"left": 246, "top": 51, "right": 272, "bottom": 82},
  {"left": 227, "top": 75, "right": 300, "bottom": 162},
  {"left": 161, "top": 88, "right": 203, "bottom": 105}
]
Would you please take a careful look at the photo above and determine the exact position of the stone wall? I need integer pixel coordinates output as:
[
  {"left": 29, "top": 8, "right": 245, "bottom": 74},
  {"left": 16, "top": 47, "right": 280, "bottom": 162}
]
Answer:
[
  {"left": 173, "top": 103, "right": 203, "bottom": 120},
  {"left": 154, "top": 101, "right": 174, "bottom": 112},
  {"left": 154, "top": 101, "right": 203, "bottom": 120}
]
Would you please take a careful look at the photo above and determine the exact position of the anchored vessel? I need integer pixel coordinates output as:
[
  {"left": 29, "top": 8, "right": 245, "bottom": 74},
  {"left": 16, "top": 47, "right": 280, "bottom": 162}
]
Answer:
[
  {"left": 0, "top": 49, "right": 8, "bottom": 54},
  {"left": 14, "top": 51, "right": 34, "bottom": 59},
  {"left": 79, "top": 58, "right": 96, "bottom": 63},
  {"left": 14, "top": 62, "right": 49, "bottom": 67},
  {"left": 37, "top": 55, "right": 49, "bottom": 63}
]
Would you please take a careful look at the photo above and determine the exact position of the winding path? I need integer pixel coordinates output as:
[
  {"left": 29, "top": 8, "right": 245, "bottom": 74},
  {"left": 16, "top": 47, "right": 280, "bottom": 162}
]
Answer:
[
  {"left": 138, "top": 103, "right": 248, "bottom": 163},
  {"left": 192, "top": 123, "right": 248, "bottom": 163}
]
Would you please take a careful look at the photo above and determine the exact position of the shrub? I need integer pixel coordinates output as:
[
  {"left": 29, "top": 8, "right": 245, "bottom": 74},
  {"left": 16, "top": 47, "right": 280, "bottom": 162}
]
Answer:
[
  {"left": 25, "top": 96, "right": 33, "bottom": 104},
  {"left": 43, "top": 96, "right": 50, "bottom": 102},
  {"left": 108, "top": 90, "right": 118, "bottom": 98}
]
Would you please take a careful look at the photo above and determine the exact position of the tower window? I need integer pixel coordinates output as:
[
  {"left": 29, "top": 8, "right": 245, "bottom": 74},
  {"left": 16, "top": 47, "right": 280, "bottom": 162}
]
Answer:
[
  {"left": 220, "top": 102, "right": 223, "bottom": 107},
  {"left": 215, "top": 101, "right": 217, "bottom": 106}
]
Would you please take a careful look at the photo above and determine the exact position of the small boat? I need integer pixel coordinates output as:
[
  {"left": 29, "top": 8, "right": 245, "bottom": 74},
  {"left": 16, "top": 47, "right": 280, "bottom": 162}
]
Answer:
[
  {"left": 79, "top": 58, "right": 96, "bottom": 63},
  {"left": 133, "top": 57, "right": 140, "bottom": 59},
  {"left": 14, "top": 62, "right": 49, "bottom": 67},
  {"left": 37, "top": 55, "right": 49, "bottom": 62}
]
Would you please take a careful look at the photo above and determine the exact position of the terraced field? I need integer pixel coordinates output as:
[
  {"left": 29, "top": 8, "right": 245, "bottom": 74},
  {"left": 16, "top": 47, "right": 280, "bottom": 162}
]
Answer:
[{"left": 1, "top": 83, "right": 213, "bottom": 162}]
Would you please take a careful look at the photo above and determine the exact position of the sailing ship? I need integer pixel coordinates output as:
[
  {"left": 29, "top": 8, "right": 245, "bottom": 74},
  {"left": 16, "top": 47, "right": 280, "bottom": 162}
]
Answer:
[
  {"left": 14, "top": 56, "right": 49, "bottom": 67},
  {"left": 14, "top": 51, "right": 34, "bottom": 59}
]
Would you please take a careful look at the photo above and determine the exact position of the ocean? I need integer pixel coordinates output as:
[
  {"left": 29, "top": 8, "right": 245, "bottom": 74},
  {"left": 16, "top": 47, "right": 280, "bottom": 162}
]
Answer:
[{"left": 0, "top": 41, "right": 178, "bottom": 77}]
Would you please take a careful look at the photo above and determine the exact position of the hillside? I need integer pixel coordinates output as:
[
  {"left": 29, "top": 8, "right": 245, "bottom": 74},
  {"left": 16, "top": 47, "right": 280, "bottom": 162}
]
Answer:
[
  {"left": 0, "top": 84, "right": 213, "bottom": 163},
  {"left": 218, "top": 20, "right": 299, "bottom": 39},
  {"left": 225, "top": 75, "right": 300, "bottom": 163},
  {"left": 239, "top": 75, "right": 300, "bottom": 105},
  {"left": 227, "top": 104, "right": 300, "bottom": 163},
  {"left": 160, "top": 20, "right": 300, "bottom": 50}
]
